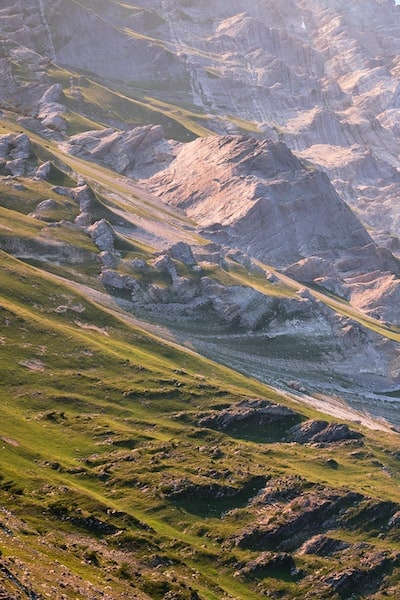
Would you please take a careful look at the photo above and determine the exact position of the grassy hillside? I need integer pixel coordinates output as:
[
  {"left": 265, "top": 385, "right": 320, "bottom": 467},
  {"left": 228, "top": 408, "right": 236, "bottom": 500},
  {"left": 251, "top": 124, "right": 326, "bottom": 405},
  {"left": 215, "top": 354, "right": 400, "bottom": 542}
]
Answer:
[
  {"left": 0, "top": 61, "right": 400, "bottom": 597},
  {"left": 1, "top": 244, "right": 400, "bottom": 598}
]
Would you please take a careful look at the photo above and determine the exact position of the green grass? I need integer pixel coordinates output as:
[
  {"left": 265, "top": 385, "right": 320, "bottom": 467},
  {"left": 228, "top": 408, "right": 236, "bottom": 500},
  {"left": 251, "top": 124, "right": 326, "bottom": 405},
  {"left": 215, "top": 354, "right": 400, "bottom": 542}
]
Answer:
[
  {"left": 46, "top": 64, "right": 210, "bottom": 141},
  {"left": 1, "top": 237, "right": 400, "bottom": 598},
  {"left": 0, "top": 106, "right": 400, "bottom": 597}
]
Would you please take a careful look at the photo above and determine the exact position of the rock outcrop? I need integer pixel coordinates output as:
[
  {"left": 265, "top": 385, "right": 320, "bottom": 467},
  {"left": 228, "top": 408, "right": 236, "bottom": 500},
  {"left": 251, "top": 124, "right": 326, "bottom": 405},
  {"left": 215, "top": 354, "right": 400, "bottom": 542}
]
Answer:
[
  {"left": 287, "top": 419, "right": 363, "bottom": 444},
  {"left": 197, "top": 398, "right": 301, "bottom": 439},
  {"left": 232, "top": 486, "right": 362, "bottom": 551},
  {"left": 146, "top": 133, "right": 400, "bottom": 324},
  {"left": 145, "top": 134, "right": 385, "bottom": 267},
  {"left": 0, "top": 133, "right": 34, "bottom": 176},
  {"left": 298, "top": 534, "right": 350, "bottom": 557},
  {"left": 87, "top": 219, "right": 116, "bottom": 253},
  {"left": 62, "top": 125, "right": 177, "bottom": 178},
  {"left": 37, "top": 83, "right": 67, "bottom": 133}
]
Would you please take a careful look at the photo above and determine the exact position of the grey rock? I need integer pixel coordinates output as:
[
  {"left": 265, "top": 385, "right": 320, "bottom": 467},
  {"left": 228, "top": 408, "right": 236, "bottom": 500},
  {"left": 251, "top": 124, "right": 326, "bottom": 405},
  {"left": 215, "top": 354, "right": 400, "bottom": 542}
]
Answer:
[
  {"left": 37, "top": 84, "right": 67, "bottom": 133},
  {"left": 100, "top": 269, "right": 126, "bottom": 290},
  {"left": 287, "top": 420, "right": 363, "bottom": 444},
  {"left": 74, "top": 212, "right": 93, "bottom": 228},
  {"left": 100, "top": 270, "right": 139, "bottom": 292},
  {"left": 99, "top": 251, "right": 118, "bottom": 268},
  {"left": 0, "top": 135, "right": 14, "bottom": 159},
  {"left": 71, "top": 184, "right": 98, "bottom": 213},
  {"left": 28, "top": 198, "right": 57, "bottom": 220},
  {"left": 146, "top": 135, "right": 375, "bottom": 269},
  {"left": 51, "top": 186, "right": 72, "bottom": 197},
  {"left": 87, "top": 219, "right": 115, "bottom": 252},
  {"left": 198, "top": 398, "right": 300, "bottom": 433},
  {"left": 167, "top": 241, "right": 196, "bottom": 266},
  {"left": 9, "top": 134, "right": 32, "bottom": 160},
  {"left": 151, "top": 254, "right": 177, "bottom": 281},
  {"left": 0, "top": 133, "right": 33, "bottom": 171},
  {"left": 40, "top": 110, "right": 67, "bottom": 133},
  {"left": 128, "top": 257, "right": 147, "bottom": 271},
  {"left": 5, "top": 158, "right": 27, "bottom": 177},
  {"left": 38, "top": 83, "right": 63, "bottom": 104},
  {"left": 33, "top": 161, "right": 53, "bottom": 181},
  {"left": 298, "top": 534, "right": 350, "bottom": 557},
  {"left": 62, "top": 125, "right": 177, "bottom": 178},
  {"left": 148, "top": 133, "right": 400, "bottom": 324}
]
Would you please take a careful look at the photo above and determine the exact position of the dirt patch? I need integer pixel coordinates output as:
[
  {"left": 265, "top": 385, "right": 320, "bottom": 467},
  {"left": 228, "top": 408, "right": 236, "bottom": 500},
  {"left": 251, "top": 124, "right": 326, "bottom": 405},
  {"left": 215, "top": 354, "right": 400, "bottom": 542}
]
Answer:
[
  {"left": 75, "top": 320, "right": 109, "bottom": 336},
  {"left": 18, "top": 359, "right": 45, "bottom": 371},
  {"left": 1, "top": 437, "right": 19, "bottom": 447}
]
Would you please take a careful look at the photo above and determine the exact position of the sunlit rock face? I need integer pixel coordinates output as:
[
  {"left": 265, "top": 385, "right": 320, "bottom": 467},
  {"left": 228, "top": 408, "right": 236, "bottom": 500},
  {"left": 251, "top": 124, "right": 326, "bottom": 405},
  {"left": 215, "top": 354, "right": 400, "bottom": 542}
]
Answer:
[
  {"left": 146, "top": 134, "right": 374, "bottom": 267},
  {"left": 145, "top": 133, "right": 400, "bottom": 324}
]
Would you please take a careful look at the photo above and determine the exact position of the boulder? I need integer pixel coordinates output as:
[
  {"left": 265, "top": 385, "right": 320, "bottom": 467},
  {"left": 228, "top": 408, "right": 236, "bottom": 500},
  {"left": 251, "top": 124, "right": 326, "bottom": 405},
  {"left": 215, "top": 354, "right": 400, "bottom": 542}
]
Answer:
[
  {"left": 28, "top": 198, "right": 57, "bottom": 220},
  {"left": 5, "top": 158, "right": 26, "bottom": 176},
  {"left": 9, "top": 133, "right": 32, "bottom": 159},
  {"left": 71, "top": 184, "right": 99, "bottom": 213},
  {"left": 298, "top": 534, "right": 350, "bottom": 556},
  {"left": 287, "top": 420, "right": 363, "bottom": 444},
  {"left": 198, "top": 398, "right": 301, "bottom": 437},
  {"left": 0, "top": 133, "right": 33, "bottom": 174},
  {"left": 87, "top": 219, "right": 115, "bottom": 252},
  {"left": 33, "top": 161, "right": 54, "bottom": 181},
  {"left": 167, "top": 241, "right": 197, "bottom": 266},
  {"left": 151, "top": 254, "right": 178, "bottom": 281}
]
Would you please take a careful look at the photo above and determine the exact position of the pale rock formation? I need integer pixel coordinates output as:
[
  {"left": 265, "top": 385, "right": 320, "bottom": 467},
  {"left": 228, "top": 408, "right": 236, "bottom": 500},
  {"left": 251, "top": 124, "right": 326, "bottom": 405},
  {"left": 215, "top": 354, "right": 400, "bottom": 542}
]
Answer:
[
  {"left": 5, "top": 158, "right": 27, "bottom": 177},
  {"left": 50, "top": 183, "right": 99, "bottom": 227},
  {"left": 0, "top": 133, "right": 32, "bottom": 161},
  {"left": 62, "top": 125, "right": 177, "bottom": 178},
  {"left": 100, "top": 269, "right": 138, "bottom": 291},
  {"left": 146, "top": 134, "right": 382, "bottom": 268},
  {"left": 38, "top": 83, "right": 63, "bottom": 104},
  {"left": 99, "top": 251, "right": 118, "bottom": 269},
  {"left": 28, "top": 198, "right": 57, "bottom": 220},
  {"left": 166, "top": 242, "right": 196, "bottom": 266},
  {"left": 0, "top": 137, "right": 37, "bottom": 176},
  {"left": 70, "top": 184, "right": 99, "bottom": 214},
  {"left": 151, "top": 254, "right": 178, "bottom": 282},
  {"left": 87, "top": 219, "right": 116, "bottom": 252},
  {"left": 146, "top": 133, "right": 400, "bottom": 324},
  {"left": 36, "top": 83, "right": 67, "bottom": 133},
  {"left": 33, "top": 160, "right": 54, "bottom": 181}
]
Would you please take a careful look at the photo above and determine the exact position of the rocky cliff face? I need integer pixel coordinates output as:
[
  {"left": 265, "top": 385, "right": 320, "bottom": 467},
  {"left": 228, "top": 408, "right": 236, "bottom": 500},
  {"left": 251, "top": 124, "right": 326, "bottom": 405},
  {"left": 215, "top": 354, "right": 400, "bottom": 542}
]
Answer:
[
  {"left": 146, "top": 134, "right": 373, "bottom": 267},
  {"left": 145, "top": 133, "right": 400, "bottom": 323},
  {"left": 0, "top": 0, "right": 399, "bottom": 247}
]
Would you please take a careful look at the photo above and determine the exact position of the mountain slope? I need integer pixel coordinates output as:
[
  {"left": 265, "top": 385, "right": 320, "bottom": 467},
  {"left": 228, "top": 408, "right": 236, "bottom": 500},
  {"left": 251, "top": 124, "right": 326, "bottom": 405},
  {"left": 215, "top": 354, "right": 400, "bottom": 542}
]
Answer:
[
  {"left": 1, "top": 0, "right": 397, "bottom": 245},
  {"left": 0, "top": 1, "right": 400, "bottom": 598},
  {"left": 1, "top": 249, "right": 400, "bottom": 599}
]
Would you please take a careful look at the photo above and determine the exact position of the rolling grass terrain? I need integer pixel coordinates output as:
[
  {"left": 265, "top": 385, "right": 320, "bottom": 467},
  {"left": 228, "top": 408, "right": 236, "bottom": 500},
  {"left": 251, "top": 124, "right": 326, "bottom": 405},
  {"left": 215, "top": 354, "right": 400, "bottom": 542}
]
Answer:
[
  {"left": 0, "top": 73, "right": 400, "bottom": 596},
  {"left": 1, "top": 250, "right": 400, "bottom": 599}
]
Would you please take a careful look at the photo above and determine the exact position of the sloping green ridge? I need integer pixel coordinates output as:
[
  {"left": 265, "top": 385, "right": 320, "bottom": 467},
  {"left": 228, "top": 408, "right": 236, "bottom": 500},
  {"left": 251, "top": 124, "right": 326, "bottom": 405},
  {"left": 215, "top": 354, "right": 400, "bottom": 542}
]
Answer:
[{"left": 1, "top": 251, "right": 400, "bottom": 598}]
